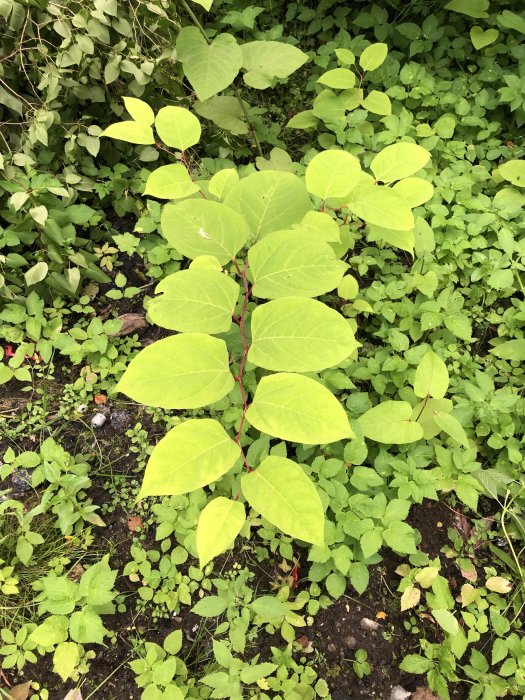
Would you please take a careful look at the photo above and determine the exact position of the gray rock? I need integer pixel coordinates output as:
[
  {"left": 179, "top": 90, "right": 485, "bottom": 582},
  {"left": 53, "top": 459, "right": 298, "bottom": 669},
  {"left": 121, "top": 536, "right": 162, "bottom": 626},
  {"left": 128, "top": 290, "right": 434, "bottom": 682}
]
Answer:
[{"left": 110, "top": 410, "right": 131, "bottom": 432}]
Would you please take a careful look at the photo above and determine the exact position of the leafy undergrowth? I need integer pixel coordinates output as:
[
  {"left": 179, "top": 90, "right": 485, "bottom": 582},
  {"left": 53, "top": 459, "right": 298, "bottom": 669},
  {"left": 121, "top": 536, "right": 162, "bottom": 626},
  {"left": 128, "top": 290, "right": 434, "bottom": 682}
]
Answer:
[{"left": 1, "top": 0, "right": 525, "bottom": 699}]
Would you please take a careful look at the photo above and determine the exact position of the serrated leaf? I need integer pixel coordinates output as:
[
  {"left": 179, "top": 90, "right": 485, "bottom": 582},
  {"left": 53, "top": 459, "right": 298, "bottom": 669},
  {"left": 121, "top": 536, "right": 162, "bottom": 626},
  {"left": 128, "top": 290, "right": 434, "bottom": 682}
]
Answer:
[
  {"left": 305, "top": 150, "right": 361, "bottom": 200},
  {"left": 246, "top": 373, "right": 352, "bottom": 444},
  {"left": 69, "top": 607, "right": 107, "bottom": 644},
  {"left": 241, "top": 456, "right": 324, "bottom": 545},
  {"left": 154, "top": 106, "right": 202, "bottom": 150},
  {"left": 53, "top": 642, "right": 80, "bottom": 682},
  {"left": 401, "top": 585, "right": 421, "bottom": 611},
  {"left": 489, "top": 339, "right": 525, "bottom": 361},
  {"left": 358, "top": 401, "right": 424, "bottom": 444},
  {"left": 116, "top": 334, "right": 234, "bottom": 409},
  {"left": 197, "top": 497, "right": 246, "bottom": 567},
  {"left": 249, "top": 230, "right": 347, "bottom": 299},
  {"left": 161, "top": 199, "right": 251, "bottom": 264},
  {"left": 139, "top": 419, "right": 240, "bottom": 497},
  {"left": 249, "top": 297, "right": 357, "bottom": 372},
  {"left": 148, "top": 268, "right": 239, "bottom": 334},
  {"left": 414, "top": 349, "right": 449, "bottom": 399},
  {"left": 371, "top": 143, "right": 431, "bottom": 183},
  {"left": 144, "top": 164, "right": 199, "bottom": 199}
]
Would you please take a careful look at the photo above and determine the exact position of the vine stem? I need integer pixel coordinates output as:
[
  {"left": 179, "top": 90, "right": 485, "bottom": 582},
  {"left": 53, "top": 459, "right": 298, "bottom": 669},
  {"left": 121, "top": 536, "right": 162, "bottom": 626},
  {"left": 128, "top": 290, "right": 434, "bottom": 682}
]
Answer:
[
  {"left": 232, "top": 258, "right": 252, "bottom": 471},
  {"left": 178, "top": 0, "right": 263, "bottom": 157}
]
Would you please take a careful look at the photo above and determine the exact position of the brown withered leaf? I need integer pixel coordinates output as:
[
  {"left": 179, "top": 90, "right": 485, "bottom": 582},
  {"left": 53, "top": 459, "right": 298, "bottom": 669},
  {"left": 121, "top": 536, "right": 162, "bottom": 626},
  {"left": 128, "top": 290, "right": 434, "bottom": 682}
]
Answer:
[
  {"left": 63, "top": 690, "right": 83, "bottom": 700},
  {"left": 452, "top": 511, "right": 472, "bottom": 539},
  {"left": 111, "top": 313, "right": 147, "bottom": 336},
  {"left": 127, "top": 515, "right": 143, "bottom": 532},
  {"left": 8, "top": 683, "right": 31, "bottom": 700},
  {"left": 94, "top": 394, "right": 107, "bottom": 405},
  {"left": 412, "top": 688, "right": 444, "bottom": 700},
  {"left": 68, "top": 563, "right": 85, "bottom": 582}
]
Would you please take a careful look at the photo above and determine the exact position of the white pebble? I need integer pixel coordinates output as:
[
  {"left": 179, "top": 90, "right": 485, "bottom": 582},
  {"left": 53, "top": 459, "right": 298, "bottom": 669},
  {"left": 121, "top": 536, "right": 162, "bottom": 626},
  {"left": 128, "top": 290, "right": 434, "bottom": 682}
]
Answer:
[{"left": 91, "top": 412, "right": 107, "bottom": 428}]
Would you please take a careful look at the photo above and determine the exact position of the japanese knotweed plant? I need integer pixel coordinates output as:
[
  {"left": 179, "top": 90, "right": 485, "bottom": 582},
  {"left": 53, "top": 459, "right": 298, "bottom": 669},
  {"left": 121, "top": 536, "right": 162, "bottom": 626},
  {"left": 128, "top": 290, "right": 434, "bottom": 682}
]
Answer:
[{"left": 101, "top": 96, "right": 436, "bottom": 569}]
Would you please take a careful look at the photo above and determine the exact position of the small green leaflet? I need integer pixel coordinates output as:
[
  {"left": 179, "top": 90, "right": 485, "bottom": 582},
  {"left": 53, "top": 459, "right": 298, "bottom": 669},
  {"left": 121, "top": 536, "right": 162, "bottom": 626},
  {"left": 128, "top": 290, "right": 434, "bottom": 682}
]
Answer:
[
  {"left": 361, "top": 90, "right": 391, "bottom": 115},
  {"left": 346, "top": 184, "right": 414, "bottom": 231},
  {"left": 224, "top": 171, "right": 311, "bottom": 239},
  {"left": 414, "top": 349, "right": 449, "bottom": 399},
  {"left": 100, "top": 121, "right": 154, "bottom": 145},
  {"left": 359, "top": 43, "right": 388, "bottom": 72},
  {"left": 433, "top": 411, "right": 470, "bottom": 449},
  {"left": 242, "top": 41, "right": 308, "bottom": 89},
  {"left": 432, "top": 609, "right": 459, "bottom": 636},
  {"left": 190, "top": 0, "right": 214, "bottom": 11},
  {"left": 249, "top": 230, "right": 347, "bottom": 299},
  {"left": 155, "top": 106, "right": 201, "bottom": 151},
  {"left": 497, "top": 10, "right": 525, "bottom": 35},
  {"left": 196, "top": 498, "right": 246, "bottom": 568},
  {"left": 498, "top": 160, "right": 525, "bottom": 188},
  {"left": 176, "top": 28, "right": 242, "bottom": 101},
  {"left": 161, "top": 199, "right": 251, "bottom": 264},
  {"left": 144, "top": 164, "right": 199, "bottom": 200},
  {"left": 115, "top": 334, "right": 234, "bottom": 409},
  {"left": 305, "top": 150, "right": 361, "bottom": 200},
  {"left": 246, "top": 373, "right": 353, "bottom": 444},
  {"left": 241, "top": 456, "right": 325, "bottom": 545},
  {"left": 122, "top": 97, "right": 154, "bottom": 125},
  {"left": 140, "top": 419, "right": 241, "bottom": 497},
  {"left": 371, "top": 143, "right": 431, "bottom": 183},
  {"left": 358, "top": 401, "right": 424, "bottom": 444},
  {"left": 148, "top": 268, "right": 240, "bottom": 334},
  {"left": 208, "top": 168, "right": 240, "bottom": 199},
  {"left": 249, "top": 297, "right": 358, "bottom": 372}
]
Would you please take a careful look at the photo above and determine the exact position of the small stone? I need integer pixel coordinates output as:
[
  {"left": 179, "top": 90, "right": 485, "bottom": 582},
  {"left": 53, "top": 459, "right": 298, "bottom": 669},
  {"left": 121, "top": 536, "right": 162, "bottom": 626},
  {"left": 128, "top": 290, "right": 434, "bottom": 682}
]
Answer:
[
  {"left": 390, "top": 686, "right": 411, "bottom": 700},
  {"left": 344, "top": 635, "right": 358, "bottom": 649},
  {"left": 91, "top": 412, "right": 107, "bottom": 428},
  {"left": 11, "top": 469, "right": 31, "bottom": 495},
  {"left": 110, "top": 410, "right": 131, "bottom": 432},
  {"left": 360, "top": 617, "right": 380, "bottom": 631},
  {"left": 326, "top": 643, "right": 338, "bottom": 657},
  {"left": 76, "top": 404, "right": 88, "bottom": 414}
]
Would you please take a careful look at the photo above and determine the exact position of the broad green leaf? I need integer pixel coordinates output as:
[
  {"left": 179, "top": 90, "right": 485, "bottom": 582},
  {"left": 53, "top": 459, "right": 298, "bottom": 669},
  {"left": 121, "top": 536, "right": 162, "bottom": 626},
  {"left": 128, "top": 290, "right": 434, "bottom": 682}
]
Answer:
[
  {"left": 444, "top": 313, "right": 472, "bottom": 341},
  {"left": 256, "top": 147, "right": 295, "bottom": 173},
  {"left": 361, "top": 90, "right": 391, "bottom": 115},
  {"left": 144, "top": 164, "right": 199, "bottom": 200},
  {"left": 305, "top": 150, "right": 361, "bottom": 200},
  {"left": 434, "top": 411, "right": 469, "bottom": 449},
  {"left": 383, "top": 521, "right": 416, "bottom": 554},
  {"left": 445, "top": 0, "right": 489, "bottom": 18},
  {"left": 249, "top": 230, "right": 347, "bottom": 299},
  {"left": 335, "top": 48, "right": 355, "bottom": 65},
  {"left": 489, "top": 339, "right": 525, "bottom": 361},
  {"left": 470, "top": 26, "right": 499, "bottom": 49},
  {"left": 297, "top": 211, "right": 340, "bottom": 243},
  {"left": 53, "top": 642, "right": 80, "bottom": 682},
  {"left": 242, "top": 41, "right": 308, "bottom": 89},
  {"left": 194, "top": 96, "right": 249, "bottom": 135},
  {"left": 499, "top": 160, "right": 525, "bottom": 188},
  {"left": 367, "top": 224, "right": 414, "bottom": 254},
  {"left": 434, "top": 114, "right": 457, "bottom": 139},
  {"left": 116, "top": 334, "right": 234, "bottom": 409},
  {"left": 392, "top": 177, "right": 434, "bottom": 207},
  {"left": 69, "top": 607, "right": 106, "bottom": 644},
  {"left": 346, "top": 184, "right": 414, "bottom": 230},
  {"left": 197, "top": 498, "right": 246, "bottom": 567},
  {"left": 414, "top": 349, "right": 449, "bottom": 399},
  {"left": 312, "top": 90, "right": 347, "bottom": 128},
  {"left": 241, "top": 456, "right": 324, "bottom": 545},
  {"left": 155, "top": 106, "right": 201, "bottom": 150},
  {"left": 358, "top": 401, "right": 424, "bottom": 444},
  {"left": 246, "top": 373, "right": 352, "bottom": 444},
  {"left": 122, "top": 96, "right": 154, "bottom": 125},
  {"left": 148, "top": 268, "right": 239, "bottom": 334},
  {"left": 317, "top": 68, "right": 355, "bottom": 89},
  {"left": 251, "top": 597, "right": 288, "bottom": 620},
  {"left": 432, "top": 609, "right": 459, "bottom": 636},
  {"left": 224, "top": 171, "right": 310, "bottom": 239},
  {"left": 240, "top": 663, "right": 278, "bottom": 684},
  {"left": 497, "top": 10, "right": 525, "bottom": 35},
  {"left": 371, "top": 143, "right": 431, "bottom": 183},
  {"left": 208, "top": 169, "right": 240, "bottom": 199},
  {"left": 176, "top": 28, "right": 242, "bottom": 101},
  {"left": 78, "top": 556, "right": 116, "bottom": 607},
  {"left": 100, "top": 121, "right": 154, "bottom": 144},
  {"left": 29, "top": 616, "right": 69, "bottom": 647},
  {"left": 486, "top": 576, "right": 512, "bottom": 594},
  {"left": 140, "top": 419, "right": 241, "bottom": 497},
  {"left": 192, "top": 596, "right": 228, "bottom": 617},
  {"left": 399, "top": 655, "right": 433, "bottom": 674},
  {"left": 359, "top": 43, "right": 388, "bottom": 71},
  {"left": 249, "top": 297, "right": 358, "bottom": 372},
  {"left": 161, "top": 199, "right": 251, "bottom": 264}
]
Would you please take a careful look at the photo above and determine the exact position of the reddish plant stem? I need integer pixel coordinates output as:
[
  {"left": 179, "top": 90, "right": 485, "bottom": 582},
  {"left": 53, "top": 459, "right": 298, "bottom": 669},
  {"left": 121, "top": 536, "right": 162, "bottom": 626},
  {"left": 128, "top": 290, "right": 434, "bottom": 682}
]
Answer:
[
  {"left": 154, "top": 143, "right": 206, "bottom": 198},
  {"left": 232, "top": 258, "right": 252, "bottom": 471}
]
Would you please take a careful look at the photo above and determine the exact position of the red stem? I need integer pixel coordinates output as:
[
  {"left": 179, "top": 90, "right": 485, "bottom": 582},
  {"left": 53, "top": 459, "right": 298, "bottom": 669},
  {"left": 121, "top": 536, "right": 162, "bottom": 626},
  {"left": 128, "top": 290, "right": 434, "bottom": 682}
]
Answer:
[
  {"left": 155, "top": 143, "right": 206, "bottom": 198},
  {"left": 233, "top": 258, "right": 252, "bottom": 472}
]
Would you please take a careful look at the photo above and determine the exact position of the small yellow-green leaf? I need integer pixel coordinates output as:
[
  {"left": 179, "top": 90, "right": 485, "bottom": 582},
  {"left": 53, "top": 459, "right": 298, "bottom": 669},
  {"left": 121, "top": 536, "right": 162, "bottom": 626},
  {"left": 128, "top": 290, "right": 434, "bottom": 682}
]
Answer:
[
  {"left": 445, "top": 0, "right": 489, "bottom": 18},
  {"left": 371, "top": 143, "right": 431, "bottom": 183},
  {"left": 155, "top": 106, "right": 202, "bottom": 151},
  {"left": 197, "top": 497, "right": 246, "bottom": 567},
  {"left": 401, "top": 585, "right": 421, "bottom": 611},
  {"left": 144, "top": 164, "right": 199, "bottom": 200},
  {"left": 317, "top": 68, "right": 356, "bottom": 89},
  {"left": 359, "top": 43, "right": 388, "bottom": 71},
  {"left": 414, "top": 349, "right": 449, "bottom": 399},
  {"left": 415, "top": 567, "right": 440, "bottom": 589},
  {"left": 499, "top": 160, "right": 525, "bottom": 188},
  {"left": 486, "top": 576, "right": 512, "bottom": 594},
  {"left": 432, "top": 609, "right": 459, "bottom": 636},
  {"left": 361, "top": 90, "right": 391, "bottom": 115},
  {"left": 358, "top": 401, "right": 424, "bottom": 444},
  {"left": 100, "top": 121, "right": 155, "bottom": 145},
  {"left": 393, "top": 177, "right": 434, "bottom": 207},
  {"left": 305, "top": 150, "right": 361, "bottom": 200},
  {"left": 122, "top": 96, "right": 154, "bottom": 125},
  {"left": 470, "top": 26, "right": 499, "bottom": 49},
  {"left": 433, "top": 411, "right": 469, "bottom": 449}
]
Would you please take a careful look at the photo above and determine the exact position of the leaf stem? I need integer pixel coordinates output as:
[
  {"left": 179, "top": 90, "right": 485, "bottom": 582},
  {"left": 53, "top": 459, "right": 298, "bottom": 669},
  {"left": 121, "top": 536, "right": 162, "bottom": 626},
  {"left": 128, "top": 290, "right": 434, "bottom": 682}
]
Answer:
[{"left": 232, "top": 258, "right": 252, "bottom": 471}]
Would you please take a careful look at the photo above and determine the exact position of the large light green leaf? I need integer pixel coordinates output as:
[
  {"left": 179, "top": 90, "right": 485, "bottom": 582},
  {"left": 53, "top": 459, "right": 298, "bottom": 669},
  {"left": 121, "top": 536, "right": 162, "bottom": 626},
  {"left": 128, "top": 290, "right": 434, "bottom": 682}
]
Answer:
[
  {"left": 433, "top": 411, "right": 469, "bottom": 449},
  {"left": 371, "top": 143, "right": 431, "bottom": 183},
  {"left": 148, "top": 268, "right": 239, "bottom": 334},
  {"left": 296, "top": 211, "right": 340, "bottom": 242},
  {"left": 346, "top": 184, "right": 414, "bottom": 230},
  {"left": 414, "top": 350, "right": 449, "bottom": 399},
  {"left": 155, "top": 106, "right": 201, "bottom": 151},
  {"left": 242, "top": 41, "right": 307, "bottom": 88},
  {"left": 249, "top": 297, "right": 358, "bottom": 372},
  {"left": 412, "top": 398, "right": 453, "bottom": 440},
  {"left": 499, "top": 160, "right": 525, "bottom": 188},
  {"left": 312, "top": 90, "right": 347, "bottom": 128},
  {"left": 100, "top": 121, "right": 154, "bottom": 144},
  {"left": 194, "top": 96, "right": 249, "bottom": 135},
  {"left": 190, "top": 0, "right": 213, "bottom": 10},
  {"left": 246, "top": 373, "right": 352, "bottom": 444},
  {"left": 197, "top": 498, "right": 245, "bottom": 567},
  {"left": 249, "top": 230, "right": 347, "bottom": 299},
  {"left": 444, "top": 0, "right": 489, "bottom": 18},
  {"left": 144, "top": 164, "right": 199, "bottom": 200},
  {"left": 241, "top": 456, "right": 324, "bottom": 545},
  {"left": 305, "top": 150, "right": 361, "bottom": 200},
  {"left": 497, "top": 10, "right": 525, "bottom": 35},
  {"left": 116, "top": 334, "right": 234, "bottom": 409},
  {"left": 122, "top": 97, "right": 154, "bottom": 125},
  {"left": 224, "top": 171, "right": 310, "bottom": 239},
  {"left": 393, "top": 177, "right": 434, "bottom": 207},
  {"left": 359, "top": 43, "right": 388, "bottom": 71},
  {"left": 432, "top": 609, "right": 459, "bottom": 636},
  {"left": 358, "top": 401, "right": 424, "bottom": 444},
  {"left": 140, "top": 419, "right": 241, "bottom": 497},
  {"left": 176, "top": 28, "right": 242, "bottom": 101},
  {"left": 161, "top": 199, "right": 251, "bottom": 264}
]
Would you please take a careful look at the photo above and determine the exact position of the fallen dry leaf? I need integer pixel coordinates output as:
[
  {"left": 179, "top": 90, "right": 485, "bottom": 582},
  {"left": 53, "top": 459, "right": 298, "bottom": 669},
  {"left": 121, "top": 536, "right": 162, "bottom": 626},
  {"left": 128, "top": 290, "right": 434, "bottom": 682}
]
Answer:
[
  {"left": 390, "top": 687, "right": 411, "bottom": 700},
  {"left": 8, "top": 682, "right": 31, "bottom": 700},
  {"left": 63, "top": 690, "right": 83, "bottom": 700},
  {"left": 127, "top": 515, "right": 143, "bottom": 532},
  {"left": 68, "top": 563, "right": 85, "bottom": 582},
  {"left": 376, "top": 610, "right": 387, "bottom": 619},
  {"left": 94, "top": 394, "right": 107, "bottom": 405},
  {"left": 452, "top": 511, "right": 472, "bottom": 539},
  {"left": 111, "top": 313, "right": 146, "bottom": 336},
  {"left": 412, "top": 688, "right": 444, "bottom": 700},
  {"left": 360, "top": 617, "right": 380, "bottom": 631}
]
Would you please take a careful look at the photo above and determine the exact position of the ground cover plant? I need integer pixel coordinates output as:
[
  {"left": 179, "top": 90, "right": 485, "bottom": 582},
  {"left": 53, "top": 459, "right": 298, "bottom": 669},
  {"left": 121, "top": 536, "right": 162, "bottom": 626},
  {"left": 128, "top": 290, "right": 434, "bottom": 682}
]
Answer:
[{"left": 1, "top": 0, "right": 525, "bottom": 698}]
